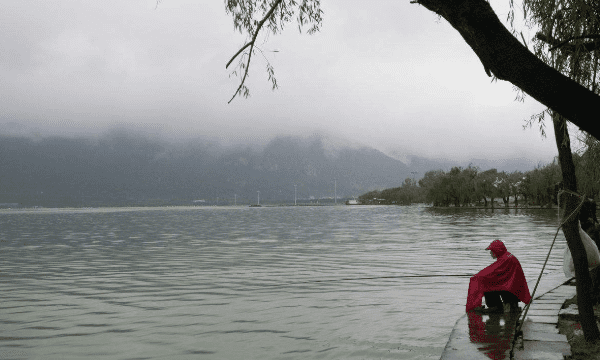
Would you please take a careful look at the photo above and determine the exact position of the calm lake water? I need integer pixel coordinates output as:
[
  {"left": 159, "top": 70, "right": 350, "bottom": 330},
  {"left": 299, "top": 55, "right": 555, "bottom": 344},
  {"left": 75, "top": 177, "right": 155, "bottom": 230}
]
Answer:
[{"left": 1, "top": 205, "right": 567, "bottom": 360}]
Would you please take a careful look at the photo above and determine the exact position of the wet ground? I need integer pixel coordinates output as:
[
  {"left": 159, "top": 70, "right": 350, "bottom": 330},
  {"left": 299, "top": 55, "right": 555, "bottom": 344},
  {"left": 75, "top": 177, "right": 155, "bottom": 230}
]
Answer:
[{"left": 441, "top": 271, "right": 572, "bottom": 360}]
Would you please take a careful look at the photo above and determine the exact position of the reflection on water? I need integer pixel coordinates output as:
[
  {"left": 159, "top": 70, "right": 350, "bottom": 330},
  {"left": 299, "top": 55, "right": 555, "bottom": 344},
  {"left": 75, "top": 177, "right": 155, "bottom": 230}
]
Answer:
[
  {"left": 0, "top": 205, "right": 566, "bottom": 359},
  {"left": 468, "top": 311, "right": 520, "bottom": 360}
]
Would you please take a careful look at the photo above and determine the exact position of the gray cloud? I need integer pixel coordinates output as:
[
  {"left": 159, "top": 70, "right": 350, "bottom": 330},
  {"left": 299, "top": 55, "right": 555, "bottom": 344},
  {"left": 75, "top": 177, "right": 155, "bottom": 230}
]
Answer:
[{"left": 1, "top": 0, "right": 557, "bottom": 163}]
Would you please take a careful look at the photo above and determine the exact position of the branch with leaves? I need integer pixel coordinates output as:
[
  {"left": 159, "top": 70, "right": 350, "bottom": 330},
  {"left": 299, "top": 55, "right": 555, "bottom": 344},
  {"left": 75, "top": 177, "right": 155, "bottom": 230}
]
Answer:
[
  {"left": 226, "top": 0, "right": 283, "bottom": 103},
  {"left": 225, "top": 0, "right": 322, "bottom": 103},
  {"left": 536, "top": 33, "right": 600, "bottom": 53}
]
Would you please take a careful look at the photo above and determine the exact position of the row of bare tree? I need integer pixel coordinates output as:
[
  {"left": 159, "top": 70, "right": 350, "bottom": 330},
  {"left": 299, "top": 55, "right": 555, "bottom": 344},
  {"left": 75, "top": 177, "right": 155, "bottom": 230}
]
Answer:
[
  {"left": 358, "top": 143, "right": 600, "bottom": 208},
  {"left": 418, "top": 164, "right": 561, "bottom": 208}
]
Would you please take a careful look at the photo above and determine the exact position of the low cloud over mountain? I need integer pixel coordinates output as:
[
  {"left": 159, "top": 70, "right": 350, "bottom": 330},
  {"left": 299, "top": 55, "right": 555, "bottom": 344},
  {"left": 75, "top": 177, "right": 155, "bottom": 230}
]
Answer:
[
  {"left": 1, "top": 128, "right": 552, "bottom": 207},
  {"left": 1, "top": 130, "right": 410, "bottom": 206}
]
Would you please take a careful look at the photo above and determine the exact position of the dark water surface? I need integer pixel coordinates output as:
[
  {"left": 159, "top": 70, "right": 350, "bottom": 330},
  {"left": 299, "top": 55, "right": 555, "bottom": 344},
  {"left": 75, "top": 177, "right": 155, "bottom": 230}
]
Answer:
[{"left": 1, "top": 205, "right": 566, "bottom": 359}]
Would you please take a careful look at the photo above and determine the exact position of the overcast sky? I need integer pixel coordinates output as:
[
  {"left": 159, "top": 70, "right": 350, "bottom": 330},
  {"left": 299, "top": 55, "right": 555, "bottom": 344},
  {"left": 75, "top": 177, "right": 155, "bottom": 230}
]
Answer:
[{"left": 1, "top": 0, "right": 562, "bottom": 163}]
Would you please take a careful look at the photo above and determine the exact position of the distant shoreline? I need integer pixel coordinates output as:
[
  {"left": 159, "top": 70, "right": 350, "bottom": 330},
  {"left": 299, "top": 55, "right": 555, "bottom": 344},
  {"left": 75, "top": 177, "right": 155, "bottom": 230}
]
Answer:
[
  {"left": 0, "top": 203, "right": 340, "bottom": 212},
  {"left": 3, "top": 203, "right": 588, "bottom": 212},
  {"left": 430, "top": 205, "right": 559, "bottom": 210}
]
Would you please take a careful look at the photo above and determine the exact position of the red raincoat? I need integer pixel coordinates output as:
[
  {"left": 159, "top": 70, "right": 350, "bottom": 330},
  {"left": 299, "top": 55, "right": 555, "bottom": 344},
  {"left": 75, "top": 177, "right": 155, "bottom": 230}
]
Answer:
[{"left": 466, "top": 240, "right": 531, "bottom": 312}]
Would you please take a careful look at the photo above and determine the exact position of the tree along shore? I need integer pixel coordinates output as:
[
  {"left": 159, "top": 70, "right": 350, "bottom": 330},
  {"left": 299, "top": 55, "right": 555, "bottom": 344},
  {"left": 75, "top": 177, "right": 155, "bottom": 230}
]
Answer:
[{"left": 359, "top": 149, "right": 599, "bottom": 208}]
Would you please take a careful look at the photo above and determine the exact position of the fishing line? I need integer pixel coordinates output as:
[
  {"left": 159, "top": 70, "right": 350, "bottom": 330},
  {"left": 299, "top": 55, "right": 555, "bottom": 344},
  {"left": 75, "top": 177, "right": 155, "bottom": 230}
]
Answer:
[
  {"left": 309, "top": 274, "right": 473, "bottom": 283},
  {"left": 245, "top": 274, "right": 474, "bottom": 289}
]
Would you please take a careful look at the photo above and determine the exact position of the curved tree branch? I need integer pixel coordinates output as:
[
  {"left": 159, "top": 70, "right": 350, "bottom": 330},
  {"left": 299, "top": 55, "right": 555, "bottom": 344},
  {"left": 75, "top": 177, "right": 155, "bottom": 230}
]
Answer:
[
  {"left": 536, "top": 33, "right": 600, "bottom": 53},
  {"left": 548, "top": 34, "right": 600, "bottom": 52},
  {"left": 226, "top": 42, "right": 252, "bottom": 69},
  {"left": 413, "top": 0, "right": 600, "bottom": 140},
  {"left": 227, "top": 0, "right": 284, "bottom": 104}
]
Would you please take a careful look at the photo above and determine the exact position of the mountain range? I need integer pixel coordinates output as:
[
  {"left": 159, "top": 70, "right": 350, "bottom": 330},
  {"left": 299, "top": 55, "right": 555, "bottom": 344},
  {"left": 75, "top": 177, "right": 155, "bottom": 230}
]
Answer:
[{"left": 0, "top": 128, "right": 552, "bottom": 207}]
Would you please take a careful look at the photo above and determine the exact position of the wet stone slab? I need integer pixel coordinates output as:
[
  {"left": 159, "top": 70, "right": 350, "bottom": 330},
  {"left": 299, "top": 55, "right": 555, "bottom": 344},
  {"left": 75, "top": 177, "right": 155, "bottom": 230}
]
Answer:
[
  {"left": 559, "top": 302, "right": 600, "bottom": 321},
  {"left": 559, "top": 304, "right": 579, "bottom": 321},
  {"left": 520, "top": 320, "right": 559, "bottom": 334},
  {"left": 441, "top": 348, "right": 490, "bottom": 360},
  {"left": 532, "top": 297, "right": 566, "bottom": 303},
  {"left": 442, "top": 316, "right": 490, "bottom": 360},
  {"left": 527, "top": 303, "right": 564, "bottom": 310},
  {"left": 529, "top": 273, "right": 572, "bottom": 296},
  {"left": 522, "top": 339, "right": 571, "bottom": 356},
  {"left": 513, "top": 350, "right": 565, "bottom": 360},
  {"left": 537, "top": 292, "right": 569, "bottom": 297},
  {"left": 522, "top": 330, "right": 568, "bottom": 342},
  {"left": 524, "top": 315, "right": 559, "bottom": 324},
  {"left": 547, "top": 286, "right": 577, "bottom": 295},
  {"left": 526, "top": 309, "right": 561, "bottom": 316},
  {"left": 536, "top": 296, "right": 569, "bottom": 301},
  {"left": 441, "top": 312, "right": 525, "bottom": 359},
  {"left": 441, "top": 272, "right": 572, "bottom": 360}
]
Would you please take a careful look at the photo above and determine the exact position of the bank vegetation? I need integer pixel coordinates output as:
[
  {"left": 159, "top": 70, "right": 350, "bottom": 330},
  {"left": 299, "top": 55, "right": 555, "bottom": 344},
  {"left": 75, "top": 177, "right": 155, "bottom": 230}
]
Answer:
[{"left": 359, "top": 138, "right": 600, "bottom": 208}]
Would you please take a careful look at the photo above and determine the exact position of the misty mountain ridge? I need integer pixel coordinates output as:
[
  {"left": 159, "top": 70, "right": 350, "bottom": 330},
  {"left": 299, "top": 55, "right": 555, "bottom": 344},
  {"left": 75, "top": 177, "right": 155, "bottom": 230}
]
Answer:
[
  {"left": 1, "top": 128, "right": 552, "bottom": 207},
  {"left": 398, "top": 155, "right": 547, "bottom": 175},
  {"left": 384, "top": 148, "right": 550, "bottom": 174},
  {"left": 1, "top": 130, "right": 406, "bottom": 206}
]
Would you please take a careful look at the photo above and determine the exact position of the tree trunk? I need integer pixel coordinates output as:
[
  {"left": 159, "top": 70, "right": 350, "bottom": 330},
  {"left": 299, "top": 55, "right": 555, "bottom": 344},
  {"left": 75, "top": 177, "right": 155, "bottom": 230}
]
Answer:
[
  {"left": 553, "top": 112, "right": 600, "bottom": 342},
  {"left": 413, "top": 0, "right": 600, "bottom": 140}
]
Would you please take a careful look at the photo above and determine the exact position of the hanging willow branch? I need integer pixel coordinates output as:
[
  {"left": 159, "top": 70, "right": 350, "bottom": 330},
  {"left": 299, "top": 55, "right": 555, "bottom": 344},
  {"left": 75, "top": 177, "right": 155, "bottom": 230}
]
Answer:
[
  {"left": 226, "top": 0, "right": 284, "bottom": 104},
  {"left": 224, "top": 0, "right": 323, "bottom": 103}
]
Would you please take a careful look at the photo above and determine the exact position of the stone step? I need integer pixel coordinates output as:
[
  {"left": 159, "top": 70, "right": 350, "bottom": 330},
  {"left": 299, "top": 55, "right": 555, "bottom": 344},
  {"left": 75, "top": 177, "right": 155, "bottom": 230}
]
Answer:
[
  {"left": 522, "top": 330, "right": 568, "bottom": 342},
  {"left": 545, "top": 286, "right": 574, "bottom": 292},
  {"left": 525, "top": 315, "right": 559, "bottom": 324},
  {"left": 542, "top": 289, "right": 577, "bottom": 299},
  {"left": 559, "top": 304, "right": 580, "bottom": 321},
  {"left": 440, "top": 347, "right": 490, "bottom": 360},
  {"left": 533, "top": 296, "right": 565, "bottom": 305},
  {"left": 513, "top": 350, "right": 566, "bottom": 360},
  {"left": 520, "top": 321, "right": 559, "bottom": 334},
  {"left": 537, "top": 295, "right": 569, "bottom": 300},
  {"left": 523, "top": 340, "right": 571, "bottom": 356},
  {"left": 527, "top": 303, "right": 564, "bottom": 310},
  {"left": 559, "top": 303, "right": 600, "bottom": 321},
  {"left": 526, "top": 309, "right": 560, "bottom": 316}
]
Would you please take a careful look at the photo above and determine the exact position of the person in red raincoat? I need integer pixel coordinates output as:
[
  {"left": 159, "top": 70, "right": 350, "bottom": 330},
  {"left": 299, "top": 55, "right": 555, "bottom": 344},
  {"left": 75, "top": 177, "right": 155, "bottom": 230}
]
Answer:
[{"left": 466, "top": 240, "right": 531, "bottom": 313}]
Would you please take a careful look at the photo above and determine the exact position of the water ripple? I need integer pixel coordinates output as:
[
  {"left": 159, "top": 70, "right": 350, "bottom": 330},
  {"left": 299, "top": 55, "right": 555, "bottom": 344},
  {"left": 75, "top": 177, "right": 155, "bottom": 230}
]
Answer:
[{"left": 0, "top": 205, "right": 566, "bottom": 359}]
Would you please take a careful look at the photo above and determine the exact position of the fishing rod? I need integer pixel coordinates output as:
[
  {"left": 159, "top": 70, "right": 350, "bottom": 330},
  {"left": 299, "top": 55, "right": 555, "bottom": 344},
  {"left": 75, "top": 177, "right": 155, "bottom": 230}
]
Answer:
[
  {"left": 310, "top": 274, "right": 473, "bottom": 283},
  {"left": 509, "top": 190, "right": 586, "bottom": 359},
  {"left": 244, "top": 274, "right": 474, "bottom": 289}
]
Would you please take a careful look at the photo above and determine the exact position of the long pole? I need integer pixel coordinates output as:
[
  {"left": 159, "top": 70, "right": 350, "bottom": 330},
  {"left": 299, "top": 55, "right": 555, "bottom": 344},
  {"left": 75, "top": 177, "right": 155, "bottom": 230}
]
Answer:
[
  {"left": 334, "top": 179, "right": 337, "bottom": 204},
  {"left": 294, "top": 185, "right": 297, "bottom": 206},
  {"left": 257, "top": 191, "right": 260, "bottom": 205}
]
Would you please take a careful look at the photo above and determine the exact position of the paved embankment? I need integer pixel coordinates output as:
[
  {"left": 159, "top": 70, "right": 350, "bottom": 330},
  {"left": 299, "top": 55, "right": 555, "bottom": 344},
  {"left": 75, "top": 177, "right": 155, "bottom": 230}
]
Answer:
[{"left": 440, "top": 270, "right": 573, "bottom": 360}]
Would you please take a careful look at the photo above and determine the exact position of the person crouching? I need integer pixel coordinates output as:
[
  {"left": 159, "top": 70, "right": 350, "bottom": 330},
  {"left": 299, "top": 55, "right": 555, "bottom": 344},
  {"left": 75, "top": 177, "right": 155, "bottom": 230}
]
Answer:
[{"left": 466, "top": 240, "right": 532, "bottom": 314}]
